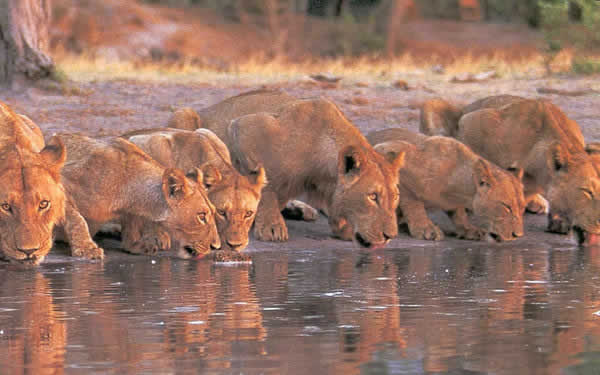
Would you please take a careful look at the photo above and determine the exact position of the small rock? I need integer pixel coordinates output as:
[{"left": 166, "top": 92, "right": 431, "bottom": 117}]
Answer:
[
  {"left": 393, "top": 80, "right": 410, "bottom": 90},
  {"left": 451, "top": 70, "right": 496, "bottom": 83},
  {"left": 309, "top": 74, "right": 342, "bottom": 84},
  {"left": 432, "top": 64, "right": 445, "bottom": 74},
  {"left": 345, "top": 96, "right": 369, "bottom": 106}
]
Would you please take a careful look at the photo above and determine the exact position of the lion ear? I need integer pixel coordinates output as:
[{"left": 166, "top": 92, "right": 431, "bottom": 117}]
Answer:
[
  {"left": 507, "top": 167, "right": 524, "bottom": 181},
  {"left": 249, "top": 164, "right": 267, "bottom": 191},
  {"left": 198, "top": 163, "right": 221, "bottom": 190},
  {"left": 163, "top": 168, "right": 193, "bottom": 202},
  {"left": 39, "top": 136, "right": 67, "bottom": 172},
  {"left": 547, "top": 142, "right": 569, "bottom": 173},
  {"left": 374, "top": 142, "right": 400, "bottom": 164},
  {"left": 392, "top": 151, "right": 406, "bottom": 171},
  {"left": 338, "top": 145, "right": 365, "bottom": 178},
  {"left": 473, "top": 159, "right": 495, "bottom": 189}
]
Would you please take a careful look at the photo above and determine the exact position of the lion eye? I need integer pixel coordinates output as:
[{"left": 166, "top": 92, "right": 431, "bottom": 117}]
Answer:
[
  {"left": 217, "top": 209, "right": 226, "bottom": 217},
  {"left": 197, "top": 212, "right": 207, "bottom": 224},
  {"left": 502, "top": 203, "right": 512, "bottom": 214},
  {"left": 39, "top": 200, "right": 50, "bottom": 210},
  {"left": 245, "top": 210, "right": 254, "bottom": 218},
  {"left": 1, "top": 203, "right": 10, "bottom": 212},
  {"left": 368, "top": 193, "right": 378, "bottom": 202}
]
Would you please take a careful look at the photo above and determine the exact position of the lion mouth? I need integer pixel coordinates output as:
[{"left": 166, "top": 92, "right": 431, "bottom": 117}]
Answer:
[
  {"left": 354, "top": 233, "right": 387, "bottom": 249},
  {"left": 487, "top": 232, "right": 502, "bottom": 243},
  {"left": 355, "top": 233, "right": 372, "bottom": 248},
  {"left": 184, "top": 245, "right": 209, "bottom": 259},
  {"left": 573, "top": 226, "right": 600, "bottom": 246}
]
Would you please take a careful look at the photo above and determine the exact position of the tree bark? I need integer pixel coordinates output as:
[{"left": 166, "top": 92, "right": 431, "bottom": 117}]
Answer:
[{"left": 0, "top": 0, "right": 53, "bottom": 86}]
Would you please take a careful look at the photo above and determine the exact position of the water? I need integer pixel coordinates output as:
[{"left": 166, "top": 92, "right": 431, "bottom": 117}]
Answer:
[{"left": 2, "top": 219, "right": 600, "bottom": 374}]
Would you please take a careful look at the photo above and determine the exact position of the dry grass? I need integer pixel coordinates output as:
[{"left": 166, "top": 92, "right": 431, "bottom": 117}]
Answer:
[{"left": 55, "top": 49, "right": 586, "bottom": 86}]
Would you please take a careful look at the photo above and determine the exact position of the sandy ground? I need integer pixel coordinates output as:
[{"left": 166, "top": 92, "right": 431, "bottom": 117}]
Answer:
[{"left": 1, "top": 75, "right": 599, "bottom": 259}]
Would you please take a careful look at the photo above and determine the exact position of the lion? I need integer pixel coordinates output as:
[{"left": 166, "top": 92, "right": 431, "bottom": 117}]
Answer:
[
  {"left": 169, "top": 90, "right": 405, "bottom": 248},
  {"left": 368, "top": 128, "right": 525, "bottom": 242},
  {"left": 56, "top": 133, "right": 221, "bottom": 258},
  {"left": 121, "top": 127, "right": 266, "bottom": 252},
  {"left": 0, "top": 102, "right": 105, "bottom": 266},
  {"left": 421, "top": 96, "right": 600, "bottom": 245}
]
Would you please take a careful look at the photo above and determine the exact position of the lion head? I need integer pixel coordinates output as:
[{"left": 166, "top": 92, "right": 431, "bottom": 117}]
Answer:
[
  {"left": 0, "top": 137, "right": 67, "bottom": 265},
  {"left": 328, "top": 145, "right": 405, "bottom": 249},
  {"left": 199, "top": 163, "right": 266, "bottom": 251},
  {"left": 546, "top": 143, "right": 600, "bottom": 246},
  {"left": 470, "top": 159, "right": 526, "bottom": 242},
  {"left": 159, "top": 167, "right": 221, "bottom": 259}
]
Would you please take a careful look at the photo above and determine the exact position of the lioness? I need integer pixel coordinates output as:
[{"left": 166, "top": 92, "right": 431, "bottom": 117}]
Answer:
[
  {"left": 368, "top": 128, "right": 525, "bottom": 241},
  {"left": 169, "top": 90, "right": 405, "bottom": 248},
  {"left": 0, "top": 102, "right": 104, "bottom": 265},
  {"left": 121, "top": 128, "right": 266, "bottom": 252},
  {"left": 421, "top": 96, "right": 600, "bottom": 245},
  {"left": 57, "top": 133, "right": 221, "bottom": 258}
]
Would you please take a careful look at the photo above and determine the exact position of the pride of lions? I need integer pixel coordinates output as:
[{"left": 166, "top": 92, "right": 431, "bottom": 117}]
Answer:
[{"left": 1, "top": 89, "right": 599, "bottom": 266}]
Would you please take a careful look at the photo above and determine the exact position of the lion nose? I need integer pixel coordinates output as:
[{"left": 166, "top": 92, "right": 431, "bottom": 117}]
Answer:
[
  {"left": 17, "top": 247, "right": 39, "bottom": 256},
  {"left": 226, "top": 241, "right": 243, "bottom": 251}
]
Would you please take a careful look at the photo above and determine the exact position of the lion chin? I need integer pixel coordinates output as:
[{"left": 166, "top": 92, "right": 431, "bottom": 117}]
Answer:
[{"left": 573, "top": 226, "right": 600, "bottom": 246}]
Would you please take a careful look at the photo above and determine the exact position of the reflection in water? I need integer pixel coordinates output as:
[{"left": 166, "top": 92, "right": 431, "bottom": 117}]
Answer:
[{"left": 1, "top": 243, "right": 600, "bottom": 374}]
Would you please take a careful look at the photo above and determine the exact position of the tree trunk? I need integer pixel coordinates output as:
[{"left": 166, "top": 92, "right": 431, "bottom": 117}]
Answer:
[{"left": 0, "top": 0, "right": 53, "bottom": 86}]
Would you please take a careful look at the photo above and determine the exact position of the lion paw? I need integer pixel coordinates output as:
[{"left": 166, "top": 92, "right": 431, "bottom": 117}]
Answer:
[
  {"left": 409, "top": 222, "right": 444, "bottom": 241},
  {"left": 282, "top": 200, "right": 319, "bottom": 222},
  {"left": 254, "top": 217, "right": 289, "bottom": 242},
  {"left": 526, "top": 194, "right": 549, "bottom": 215},
  {"left": 456, "top": 227, "right": 486, "bottom": 241},
  {"left": 128, "top": 234, "right": 171, "bottom": 255},
  {"left": 72, "top": 245, "right": 104, "bottom": 260}
]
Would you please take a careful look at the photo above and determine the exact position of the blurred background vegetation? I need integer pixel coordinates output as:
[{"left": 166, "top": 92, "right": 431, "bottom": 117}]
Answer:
[{"left": 50, "top": 0, "right": 600, "bottom": 78}]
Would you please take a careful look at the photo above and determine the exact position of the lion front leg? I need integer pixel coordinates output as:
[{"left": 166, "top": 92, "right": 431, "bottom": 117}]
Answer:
[
  {"left": 399, "top": 196, "right": 444, "bottom": 241},
  {"left": 281, "top": 200, "right": 319, "bottom": 222},
  {"left": 63, "top": 202, "right": 104, "bottom": 259},
  {"left": 121, "top": 216, "right": 171, "bottom": 255},
  {"left": 447, "top": 208, "right": 485, "bottom": 241},
  {"left": 254, "top": 190, "right": 289, "bottom": 242}
]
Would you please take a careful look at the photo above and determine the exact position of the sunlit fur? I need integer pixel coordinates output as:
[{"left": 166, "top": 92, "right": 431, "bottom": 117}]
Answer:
[
  {"left": 123, "top": 127, "right": 266, "bottom": 252},
  {"left": 0, "top": 102, "right": 68, "bottom": 266},
  {"left": 170, "top": 90, "right": 405, "bottom": 249},
  {"left": 58, "top": 134, "right": 220, "bottom": 258},
  {"left": 369, "top": 128, "right": 526, "bottom": 242},
  {"left": 421, "top": 96, "right": 600, "bottom": 244}
]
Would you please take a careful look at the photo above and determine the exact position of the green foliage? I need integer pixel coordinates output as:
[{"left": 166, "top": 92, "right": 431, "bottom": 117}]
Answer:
[
  {"left": 572, "top": 57, "right": 600, "bottom": 74},
  {"left": 539, "top": 0, "right": 600, "bottom": 51},
  {"left": 331, "top": 8, "right": 386, "bottom": 56}
]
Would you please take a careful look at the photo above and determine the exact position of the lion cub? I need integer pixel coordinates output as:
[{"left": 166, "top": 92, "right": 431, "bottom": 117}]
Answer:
[
  {"left": 368, "top": 128, "right": 525, "bottom": 242},
  {"left": 0, "top": 102, "right": 103, "bottom": 265},
  {"left": 421, "top": 96, "right": 600, "bottom": 245},
  {"left": 169, "top": 90, "right": 405, "bottom": 249},
  {"left": 121, "top": 128, "right": 266, "bottom": 252},
  {"left": 56, "top": 133, "right": 221, "bottom": 258}
]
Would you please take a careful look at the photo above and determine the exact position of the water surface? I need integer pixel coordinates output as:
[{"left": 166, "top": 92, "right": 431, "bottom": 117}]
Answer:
[{"left": 1, "top": 217, "right": 600, "bottom": 375}]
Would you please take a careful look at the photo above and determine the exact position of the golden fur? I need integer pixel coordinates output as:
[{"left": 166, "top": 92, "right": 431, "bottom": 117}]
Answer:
[
  {"left": 122, "top": 127, "right": 266, "bottom": 252},
  {"left": 170, "top": 90, "right": 405, "bottom": 248},
  {"left": 57, "top": 133, "right": 221, "bottom": 258},
  {"left": 368, "top": 128, "right": 525, "bottom": 241},
  {"left": 0, "top": 102, "right": 105, "bottom": 265},
  {"left": 421, "top": 96, "right": 600, "bottom": 244}
]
